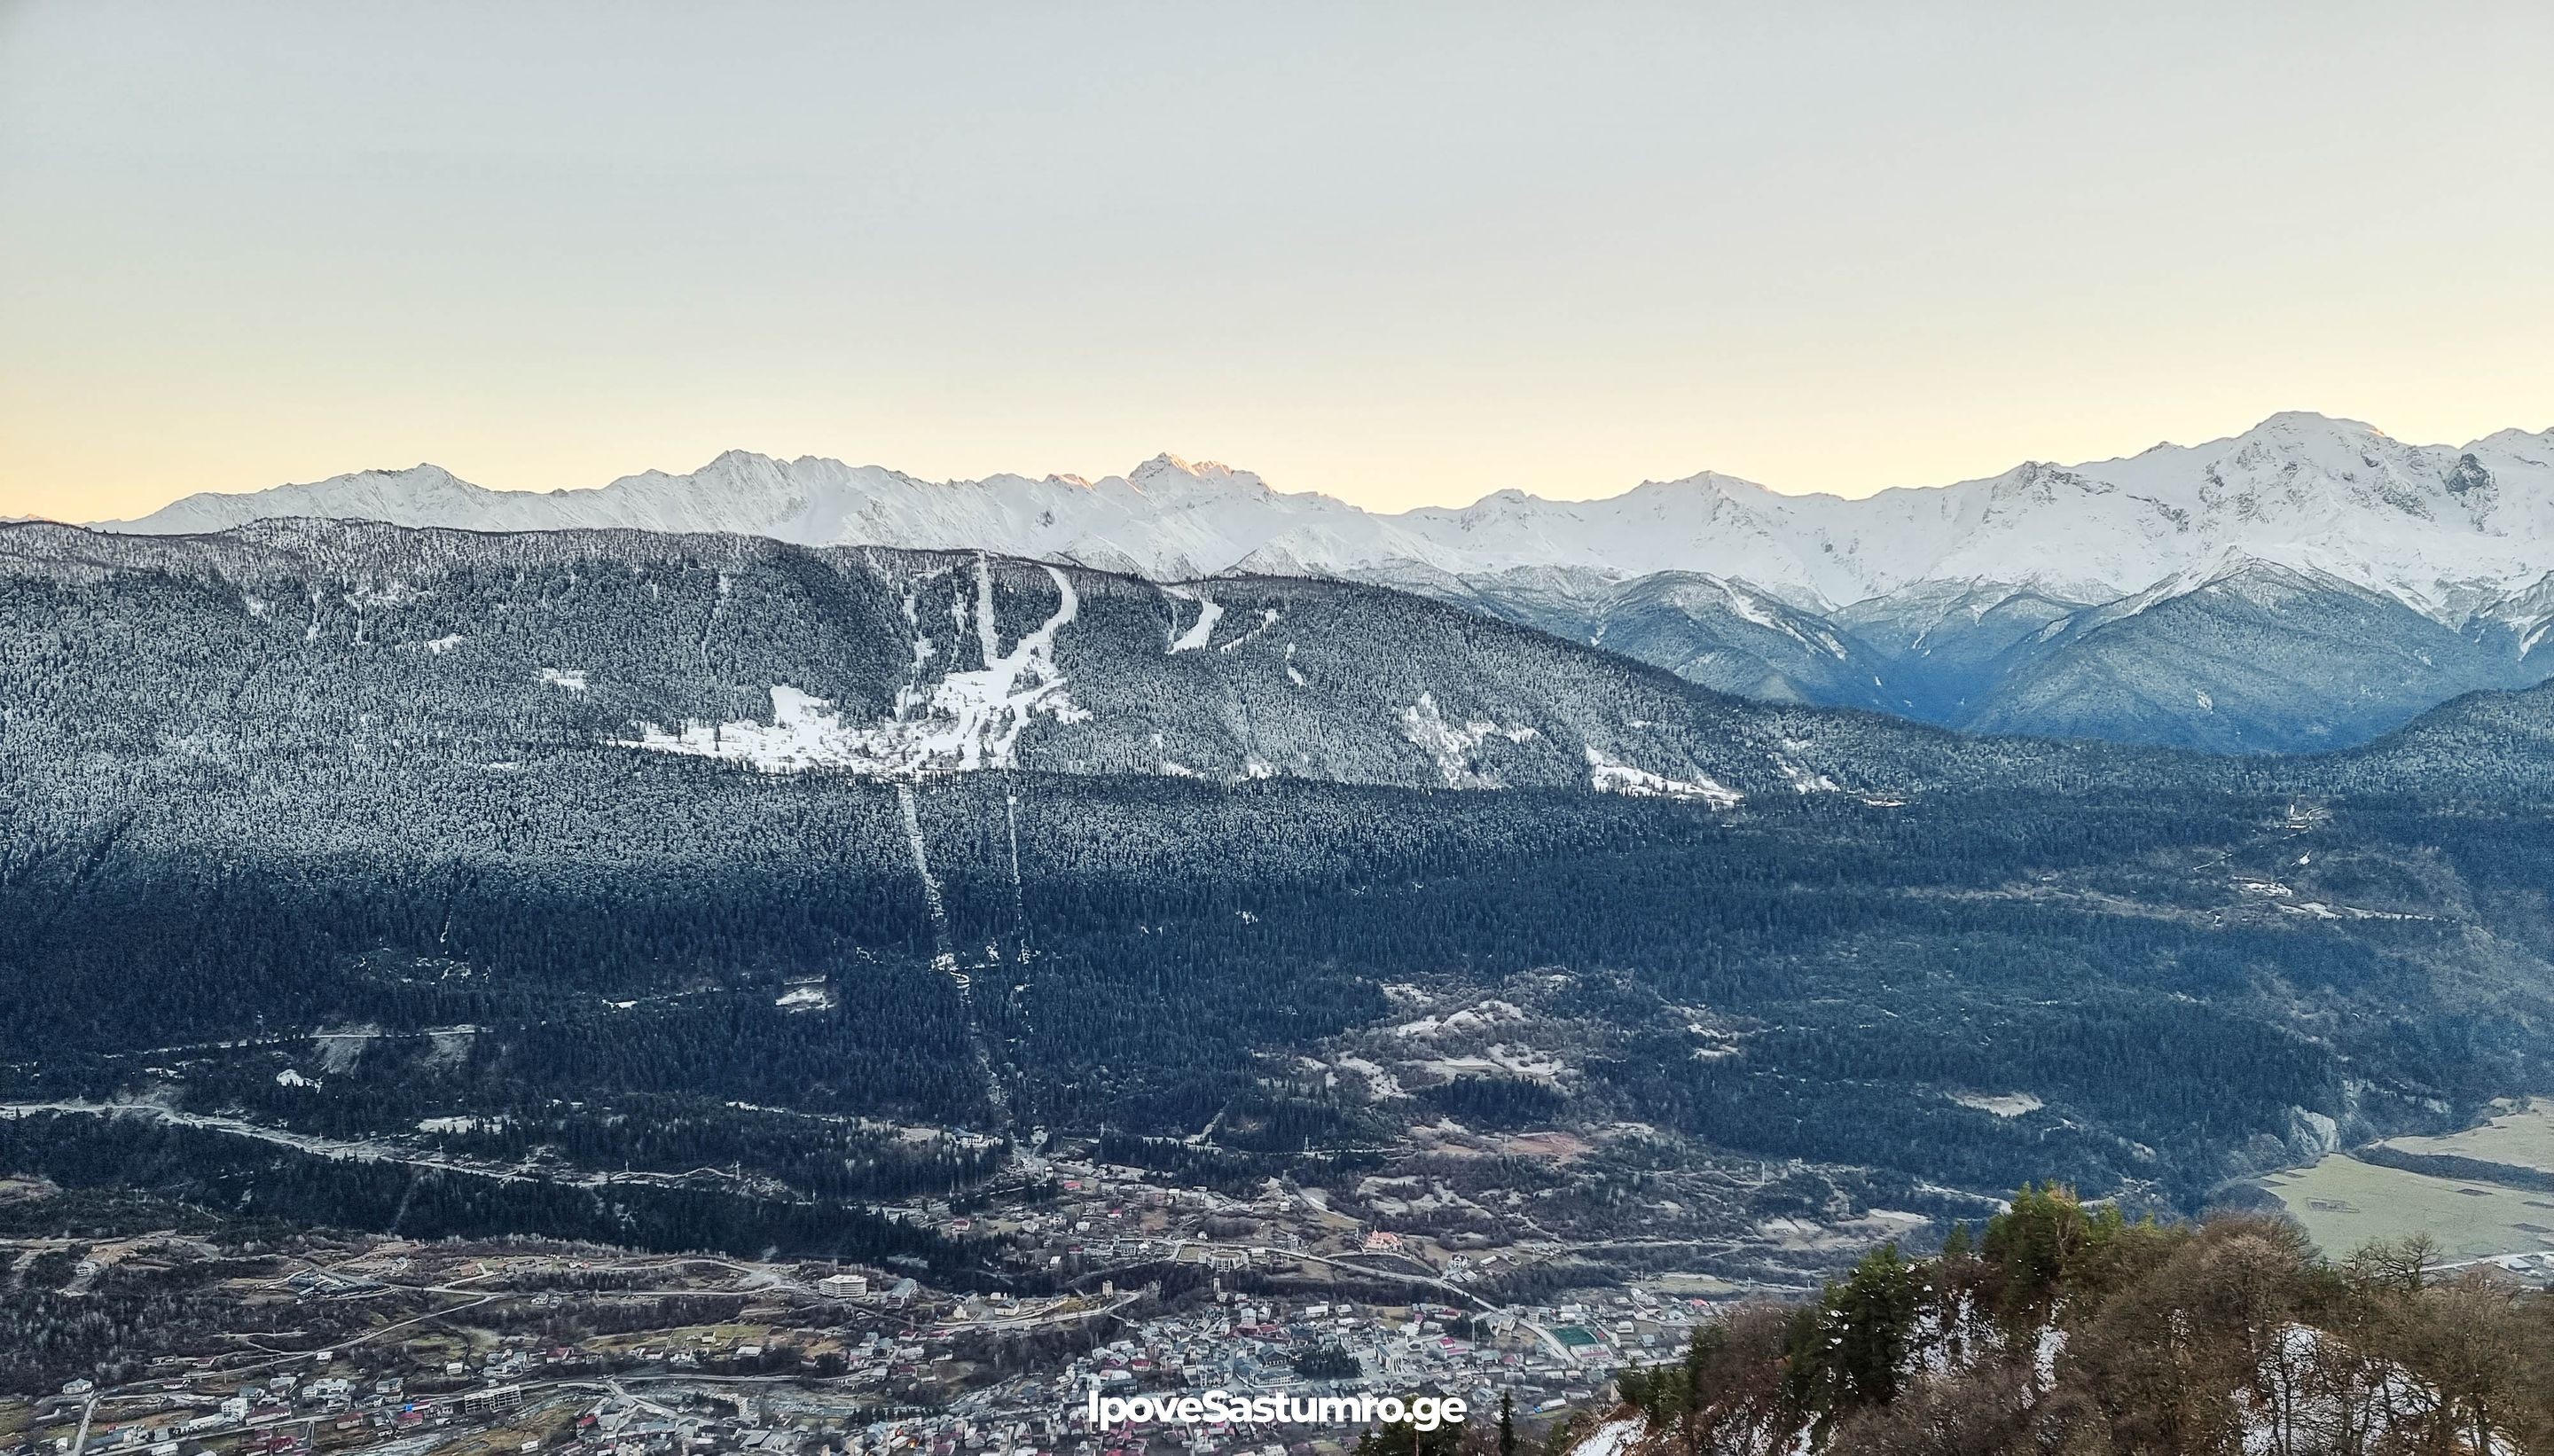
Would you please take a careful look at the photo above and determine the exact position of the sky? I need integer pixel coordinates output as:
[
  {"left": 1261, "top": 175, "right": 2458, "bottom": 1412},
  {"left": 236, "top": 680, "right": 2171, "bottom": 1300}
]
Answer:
[{"left": 3, "top": 2, "right": 2550, "bottom": 521}]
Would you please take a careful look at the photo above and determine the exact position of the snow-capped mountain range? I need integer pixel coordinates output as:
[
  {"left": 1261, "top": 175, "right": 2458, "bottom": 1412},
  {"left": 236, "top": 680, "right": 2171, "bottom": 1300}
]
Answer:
[
  {"left": 85, "top": 411, "right": 2554, "bottom": 753},
  {"left": 100, "top": 411, "right": 2554, "bottom": 615}
]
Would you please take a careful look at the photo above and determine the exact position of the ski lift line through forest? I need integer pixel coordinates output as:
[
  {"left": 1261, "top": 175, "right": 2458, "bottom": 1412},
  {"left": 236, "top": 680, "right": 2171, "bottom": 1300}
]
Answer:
[
  {"left": 896, "top": 779, "right": 1012, "bottom": 1127},
  {"left": 1003, "top": 769, "right": 1030, "bottom": 968},
  {"left": 895, "top": 780, "right": 957, "bottom": 975}
]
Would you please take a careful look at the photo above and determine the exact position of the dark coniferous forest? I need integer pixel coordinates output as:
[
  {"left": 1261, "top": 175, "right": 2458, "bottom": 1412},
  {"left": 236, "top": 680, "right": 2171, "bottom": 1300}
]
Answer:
[{"left": 3, "top": 520, "right": 2552, "bottom": 1263}]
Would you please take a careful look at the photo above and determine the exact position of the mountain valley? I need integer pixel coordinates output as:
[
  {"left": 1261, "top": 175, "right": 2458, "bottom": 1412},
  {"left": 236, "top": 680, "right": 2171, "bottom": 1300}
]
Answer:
[
  {"left": 6, "top": 517, "right": 2554, "bottom": 1224},
  {"left": 6, "top": 502, "right": 2554, "bottom": 1439}
]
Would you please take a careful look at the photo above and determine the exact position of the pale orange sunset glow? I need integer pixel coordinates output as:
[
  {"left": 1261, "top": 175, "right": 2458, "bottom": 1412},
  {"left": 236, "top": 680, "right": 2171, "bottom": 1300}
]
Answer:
[{"left": 3, "top": 3, "right": 2550, "bottom": 519}]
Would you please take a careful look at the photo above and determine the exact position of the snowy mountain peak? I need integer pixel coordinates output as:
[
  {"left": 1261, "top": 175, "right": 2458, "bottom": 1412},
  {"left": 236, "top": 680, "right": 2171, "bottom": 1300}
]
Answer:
[
  {"left": 1978, "top": 460, "right": 2106, "bottom": 504},
  {"left": 1638, "top": 469, "right": 1779, "bottom": 500},
  {"left": 1466, "top": 488, "right": 1555, "bottom": 512},
  {"left": 327, "top": 462, "right": 474, "bottom": 494},
  {"left": 123, "top": 462, "right": 490, "bottom": 536},
  {"left": 1126, "top": 453, "right": 1265, "bottom": 494},
  {"left": 2252, "top": 408, "right": 2382, "bottom": 437}
]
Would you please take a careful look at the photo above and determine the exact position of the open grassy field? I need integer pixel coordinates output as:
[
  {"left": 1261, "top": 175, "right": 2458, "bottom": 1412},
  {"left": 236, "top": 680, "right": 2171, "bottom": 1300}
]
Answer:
[
  {"left": 2374, "top": 1100, "right": 2554, "bottom": 1175},
  {"left": 1653, "top": 1272, "right": 1743, "bottom": 1296},
  {"left": 2261, "top": 1153, "right": 2554, "bottom": 1264}
]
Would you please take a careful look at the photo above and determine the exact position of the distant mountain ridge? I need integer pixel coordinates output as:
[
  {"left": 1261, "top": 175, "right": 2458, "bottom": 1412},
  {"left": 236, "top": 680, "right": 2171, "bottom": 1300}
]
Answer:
[
  {"left": 87, "top": 412, "right": 2554, "bottom": 751},
  {"left": 1398, "top": 555, "right": 2554, "bottom": 753},
  {"left": 98, "top": 412, "right": 2554, "bottom": 611}
]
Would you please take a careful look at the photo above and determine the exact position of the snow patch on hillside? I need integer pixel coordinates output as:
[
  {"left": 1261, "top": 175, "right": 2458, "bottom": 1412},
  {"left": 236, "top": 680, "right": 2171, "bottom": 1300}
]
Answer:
[
  {"left": 621, "top": 563, "right": 1085, "bottom": 777},
  {"left": 1948, "top": 1090, "right": 2045, "bottom": 1118},
  {"left": 775, "top": 983, "right": 836, "bottom": 1013},
  {"left": 1775, "top": 751, "right": 1839, "bottom": 794},
  {"left": 1391, "top": 1000, "right": 1527, "bottom": 1038},
  {"left": 1335, "top": 1054, "right": 1408, "bottom": 1100},
  {"left": 1163, "top": 584, "right": 1224, "bottom": 652},
  {"left": 1398, "top": 693, "right": 1539, "bottom": 788},
  {"left": 2232, "top": 1324, "right": 2490, "bottom": 1456},
  {"left": 1569, "top": 1417, "right": 1642, "bottom": 1456},
  {"left": 1586, "top": 747, "right": 1743, "bottom": 807}
]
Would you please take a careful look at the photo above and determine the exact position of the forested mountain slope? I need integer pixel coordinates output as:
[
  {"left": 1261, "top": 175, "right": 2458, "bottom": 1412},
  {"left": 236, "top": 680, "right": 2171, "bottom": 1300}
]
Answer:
[
  {"left": 1350, "top": 562, "right": 1905, "bottom": 714},
  {"left": 2321, "top": 679, "right": 2554, "bottom": 798},
  {"left": 0, "top": 518, "right": 2119, "bottom": 805},
  {"left": 1955, "top": 561, "right": 2544, "bottom": 754},
  {"left": 1403, "top": 560, "right": 2554, "bottom": 755},
  {"left": 12, "top": 747, "right": 2554, "bottom": 1214},
  {"left": 4, "top": 519, "right": 2554, "bottom": 1264}
]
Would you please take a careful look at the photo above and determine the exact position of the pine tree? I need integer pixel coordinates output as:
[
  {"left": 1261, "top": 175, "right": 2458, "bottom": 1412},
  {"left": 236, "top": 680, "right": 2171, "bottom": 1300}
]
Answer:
[
  {"left": 1940, "top": 1221, "right": 1971, "bottom": 1261},
  {"left": 1680, "top": 1320, "right": 1720, "bottom": 1452},
  {"left": 1827, "top": 1242, "right": 1922, "bottom": 1409}
]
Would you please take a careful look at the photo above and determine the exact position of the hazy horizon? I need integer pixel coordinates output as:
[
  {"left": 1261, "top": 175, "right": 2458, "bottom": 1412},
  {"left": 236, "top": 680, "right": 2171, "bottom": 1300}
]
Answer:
[{"left": 5, "top": 2, "right": 2550, "bottom": 520}]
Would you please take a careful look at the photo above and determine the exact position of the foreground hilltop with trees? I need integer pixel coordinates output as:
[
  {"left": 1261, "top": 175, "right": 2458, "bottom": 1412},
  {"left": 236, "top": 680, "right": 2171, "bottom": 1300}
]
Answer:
[{"left": 1593, "top": 1186, "right": 2553, "bottom": 1455}]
